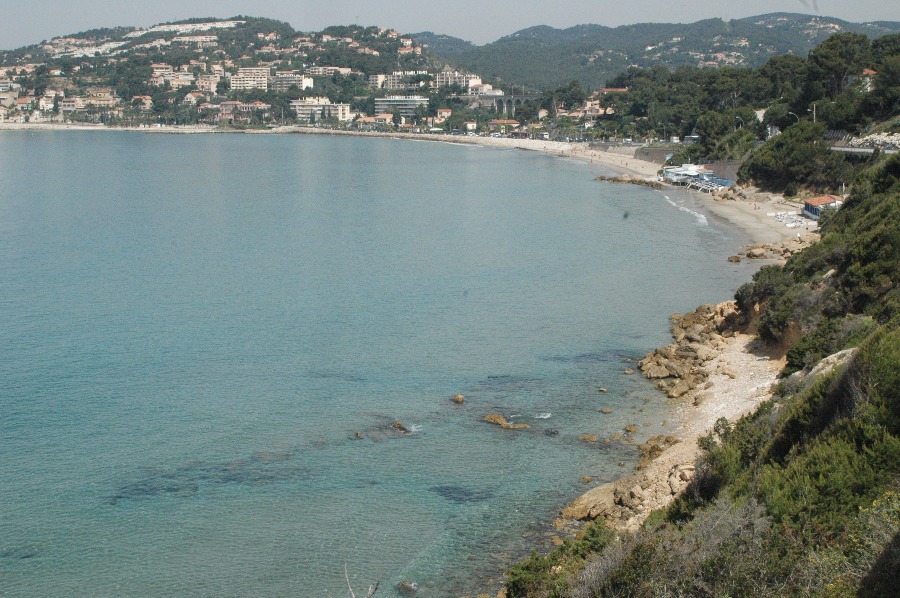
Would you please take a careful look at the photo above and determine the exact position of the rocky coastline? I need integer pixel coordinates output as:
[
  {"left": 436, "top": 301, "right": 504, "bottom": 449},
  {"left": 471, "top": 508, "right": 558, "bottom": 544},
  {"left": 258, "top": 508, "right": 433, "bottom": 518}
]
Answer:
[{"left": 558, "top": 298, "right": 783, "bottom": 534}]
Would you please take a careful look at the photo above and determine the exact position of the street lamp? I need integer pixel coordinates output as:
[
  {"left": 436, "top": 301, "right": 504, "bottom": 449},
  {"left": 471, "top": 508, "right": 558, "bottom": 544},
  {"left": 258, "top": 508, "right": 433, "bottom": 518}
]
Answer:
[
  {"left": 787, "top": 111, "right": 800, "bottom": 123},
  {"left": 735, "top": 116, "right": 744, "bottom": 130}
]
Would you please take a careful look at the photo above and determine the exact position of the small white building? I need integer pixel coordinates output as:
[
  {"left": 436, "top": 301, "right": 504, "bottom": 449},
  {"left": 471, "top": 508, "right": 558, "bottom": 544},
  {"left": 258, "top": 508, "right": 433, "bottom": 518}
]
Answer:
[{"left": 802, "top": 195, "right": 843, "bottom": 220}]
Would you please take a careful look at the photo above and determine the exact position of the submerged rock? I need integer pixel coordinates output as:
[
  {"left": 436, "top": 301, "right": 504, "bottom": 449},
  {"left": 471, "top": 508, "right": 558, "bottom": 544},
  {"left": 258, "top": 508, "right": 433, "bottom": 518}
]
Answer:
[
  {"left": 483, "top": 413, "right": 531, "bottom": 430},
  {"left": 392, "top": 421, "right": 411, "bottom": 433},
  {"left": 397, "top": 579, "right": 418, "bottom": 595}
]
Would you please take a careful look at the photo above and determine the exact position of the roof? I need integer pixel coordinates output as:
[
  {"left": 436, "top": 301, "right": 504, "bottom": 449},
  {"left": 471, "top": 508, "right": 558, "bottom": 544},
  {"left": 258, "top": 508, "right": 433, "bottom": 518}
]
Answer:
[{"left": 805, "top": 195, "right": 842, "bottom": 207}]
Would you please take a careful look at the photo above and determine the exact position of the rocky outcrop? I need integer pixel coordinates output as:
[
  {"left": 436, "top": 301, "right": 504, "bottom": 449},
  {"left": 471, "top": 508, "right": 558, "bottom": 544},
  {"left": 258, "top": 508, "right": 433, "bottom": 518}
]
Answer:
[
  {"left": 483, "top": 413, "right": 531, "bottom": 430},
  {"left": 561, "top": 457, "right": 695, "bottom": 530},
  {"left": 741, "top": 233, "right": 819, "bottom": 261},
  {"left": 638, "top": 302, "right": 743, "bottom": 399},
  {"left": 594, "top": 174, "right": 664, "bottom": 189}
]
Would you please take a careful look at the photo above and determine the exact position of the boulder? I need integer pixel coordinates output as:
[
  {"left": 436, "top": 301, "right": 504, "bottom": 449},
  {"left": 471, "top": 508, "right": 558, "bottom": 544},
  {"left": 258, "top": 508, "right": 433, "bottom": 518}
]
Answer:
[
  {"left": 452, "top": 393, "right": 465, "bottom": 404},
  {"left": 644, "top": 364, "right": 671, "bottom": 379},
  {"left": 747, "top": 247, "right": 767, "bottom": 259}
]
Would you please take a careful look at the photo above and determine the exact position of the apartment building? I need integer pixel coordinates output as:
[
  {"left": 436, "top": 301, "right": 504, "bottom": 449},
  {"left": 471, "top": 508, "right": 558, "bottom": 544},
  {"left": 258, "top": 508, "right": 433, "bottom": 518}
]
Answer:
[
  {"left": 289, "top": 96, "right": 352, "bottom": 122},
  {"left": 373, "top": 95, "right": 429, "bottom": 118}
]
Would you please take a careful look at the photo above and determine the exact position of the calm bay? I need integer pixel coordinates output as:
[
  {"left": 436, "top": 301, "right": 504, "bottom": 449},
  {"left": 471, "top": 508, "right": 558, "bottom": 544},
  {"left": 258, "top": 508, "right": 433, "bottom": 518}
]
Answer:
[{"left": 0, "top": 131, "right": 756, "bottom": 596}]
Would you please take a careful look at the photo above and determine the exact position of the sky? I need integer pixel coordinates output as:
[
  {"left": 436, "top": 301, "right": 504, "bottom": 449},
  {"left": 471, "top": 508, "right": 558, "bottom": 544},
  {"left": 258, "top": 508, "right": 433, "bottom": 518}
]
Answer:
[{"left": 3, "top": 0, "right": 900, "bottom": 50}]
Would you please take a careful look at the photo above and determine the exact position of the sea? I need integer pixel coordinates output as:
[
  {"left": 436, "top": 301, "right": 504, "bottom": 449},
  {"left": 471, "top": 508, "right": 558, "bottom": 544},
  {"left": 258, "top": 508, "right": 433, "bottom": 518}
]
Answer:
[{"left": 0, "top": 131, "right": 758, "bottom": 596}]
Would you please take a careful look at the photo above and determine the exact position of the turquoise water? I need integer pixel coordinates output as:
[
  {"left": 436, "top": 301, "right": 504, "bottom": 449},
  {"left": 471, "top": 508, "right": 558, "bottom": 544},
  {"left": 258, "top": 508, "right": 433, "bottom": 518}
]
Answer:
[{"left": 0, "top": 132, "right": 755, "bottom": 596}]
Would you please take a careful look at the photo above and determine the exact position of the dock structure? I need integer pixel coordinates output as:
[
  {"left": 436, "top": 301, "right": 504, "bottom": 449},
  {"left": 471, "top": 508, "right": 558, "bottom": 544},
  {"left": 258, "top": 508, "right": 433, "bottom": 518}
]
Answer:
[{"left": 662, "top": 164, "right": 732, "bottom": 193}]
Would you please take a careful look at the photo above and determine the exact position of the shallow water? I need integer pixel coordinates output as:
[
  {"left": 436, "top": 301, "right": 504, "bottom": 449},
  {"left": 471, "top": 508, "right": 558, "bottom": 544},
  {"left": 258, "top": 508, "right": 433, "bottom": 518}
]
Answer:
[{"left": 0, "top": 132, "right": 756, "bottom": 596}]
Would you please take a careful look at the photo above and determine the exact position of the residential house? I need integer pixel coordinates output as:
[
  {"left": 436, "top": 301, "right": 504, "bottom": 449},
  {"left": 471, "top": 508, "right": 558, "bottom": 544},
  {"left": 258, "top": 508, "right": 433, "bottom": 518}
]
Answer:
[
  {"left": 217, "top": 100, "right": 271, "bottom": 123},
  {"left": 132, "top": 95, "right": 154, "bottom": 111},
  {"left": 38, "top": 91, "right": 60, "bottom": 111},
  {"left": 59, "top": 97, "right": 86, "bottom": 113},
  {"left": 183, "top": 91, "right": 207, "bottom": 105},
  {"left": 196, "top": 74, "right": 221, "bottom": 94},
  {"left": 488, "top": 119, "right": 520, "bottom": 134}
]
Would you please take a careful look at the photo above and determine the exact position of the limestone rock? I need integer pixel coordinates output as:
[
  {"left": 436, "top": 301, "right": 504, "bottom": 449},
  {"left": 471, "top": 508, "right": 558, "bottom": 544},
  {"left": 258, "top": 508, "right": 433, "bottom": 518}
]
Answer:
[{"left": 452, "top": 393, "right": 465, "bottom": 404}]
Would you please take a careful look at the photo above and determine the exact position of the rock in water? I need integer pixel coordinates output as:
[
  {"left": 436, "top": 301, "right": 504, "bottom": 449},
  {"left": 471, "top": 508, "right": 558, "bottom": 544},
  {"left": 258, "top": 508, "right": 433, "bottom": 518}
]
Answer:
[
  {"left": 483, "top": 412, "right": 531, "bottom": 430},
  {"left": 397, "top": 580, "right": 418, "bottom": 595},
  {"left": 452, "top": 393, "right": 465, "bottom": 404}
]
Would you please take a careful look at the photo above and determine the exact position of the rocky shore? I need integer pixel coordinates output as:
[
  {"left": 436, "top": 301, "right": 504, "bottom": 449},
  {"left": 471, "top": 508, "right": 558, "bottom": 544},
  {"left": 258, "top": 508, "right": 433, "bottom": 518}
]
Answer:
[
  {"left": 734, "top": 233, "right": 819, "bottom": 262},
  {"left": 560, "top": 300, "right": 783, "bottom": 533}
]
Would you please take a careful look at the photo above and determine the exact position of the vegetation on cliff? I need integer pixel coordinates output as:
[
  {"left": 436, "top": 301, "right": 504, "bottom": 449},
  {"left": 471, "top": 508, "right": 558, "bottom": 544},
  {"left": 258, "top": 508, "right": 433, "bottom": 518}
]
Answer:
[{"left": 505, "top": 154, "right": 899, "bottom": 597}]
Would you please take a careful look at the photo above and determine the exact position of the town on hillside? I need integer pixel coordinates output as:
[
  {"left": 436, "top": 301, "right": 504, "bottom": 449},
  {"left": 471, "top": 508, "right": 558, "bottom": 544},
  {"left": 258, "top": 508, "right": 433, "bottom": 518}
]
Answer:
[{"left": 1, "top": 17, "right": 898, "bottom": 160}]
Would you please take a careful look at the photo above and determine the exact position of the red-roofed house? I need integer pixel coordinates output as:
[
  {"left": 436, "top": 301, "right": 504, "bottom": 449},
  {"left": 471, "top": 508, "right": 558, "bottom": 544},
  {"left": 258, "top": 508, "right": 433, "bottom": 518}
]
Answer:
[{"left": 803, "top": 195, "right": 842, "bottom": 220}]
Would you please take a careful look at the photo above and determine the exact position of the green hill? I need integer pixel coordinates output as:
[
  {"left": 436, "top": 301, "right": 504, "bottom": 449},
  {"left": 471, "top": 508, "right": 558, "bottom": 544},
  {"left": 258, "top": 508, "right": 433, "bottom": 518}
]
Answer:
[{"left": 420, "top": 13, "right": 900, "bottom": 90}]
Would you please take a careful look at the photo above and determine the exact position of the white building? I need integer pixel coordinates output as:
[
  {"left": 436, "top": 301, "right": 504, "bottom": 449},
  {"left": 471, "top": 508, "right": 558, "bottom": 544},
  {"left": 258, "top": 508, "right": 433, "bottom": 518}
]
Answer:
[
  {"left": 431, "top": 70, "right": 482, "bottom": 89},
  {"left": 374, "top": 95, "right": 429, "bottom": 118},
  {"left": 271, "top": 74, "right": 314, "bottom": 92},
  {"left": 289, "top": 96, "right": 353, "bottom": 122},
  {"left": 231, "top": 67, "right": 270, "bottom": 91},
  {"left": 306, "top": 66, "right": 352, "bottom": 77}
]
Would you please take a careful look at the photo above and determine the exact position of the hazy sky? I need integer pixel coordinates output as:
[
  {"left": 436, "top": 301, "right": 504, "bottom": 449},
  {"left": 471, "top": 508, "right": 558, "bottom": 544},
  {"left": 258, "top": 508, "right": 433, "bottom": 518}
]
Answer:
[{"left": 4, "top": 0, "right": 900, "bottom": 50}]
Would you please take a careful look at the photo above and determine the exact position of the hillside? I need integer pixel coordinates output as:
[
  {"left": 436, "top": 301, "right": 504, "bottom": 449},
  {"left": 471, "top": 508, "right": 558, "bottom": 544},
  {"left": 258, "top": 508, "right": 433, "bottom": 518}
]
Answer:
[
  {"left": 0, "top": 17, "right": 432, "bottom": 77},
  {"left": 418, "top": 13, "right": 900, "bottom": 89}
]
